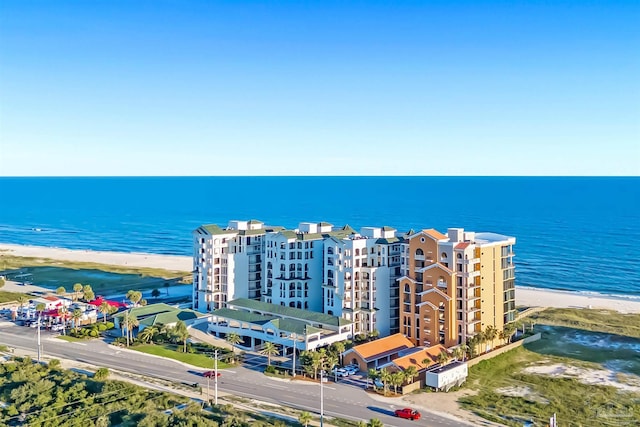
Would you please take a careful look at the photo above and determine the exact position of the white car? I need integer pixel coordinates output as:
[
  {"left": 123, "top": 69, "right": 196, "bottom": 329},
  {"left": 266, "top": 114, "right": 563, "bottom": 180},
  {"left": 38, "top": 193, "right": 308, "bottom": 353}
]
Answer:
[
  {"left": 345, "top": 365, "right": 359, "bottom": 374},
  {"left": 332, "top": 368, "right": 350, "bottom": 378},
  {"left": 29, "top": 321, "right": 43, "bottom": 328},
  {"left": 51, "top": 324, "right": 65, "bottom": 332}
]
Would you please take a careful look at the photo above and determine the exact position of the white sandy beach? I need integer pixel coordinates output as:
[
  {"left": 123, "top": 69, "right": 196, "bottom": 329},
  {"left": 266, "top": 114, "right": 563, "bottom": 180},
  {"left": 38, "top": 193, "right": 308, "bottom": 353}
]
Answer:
[
  {"left": 1, "top": 242, "right": 639, "bottom": 314},
  {"left": 516, "top": 286, "right": 640, "bottom": 314},
  {"left": 0, "top": 243, "right": 192, "bottom": 272}
]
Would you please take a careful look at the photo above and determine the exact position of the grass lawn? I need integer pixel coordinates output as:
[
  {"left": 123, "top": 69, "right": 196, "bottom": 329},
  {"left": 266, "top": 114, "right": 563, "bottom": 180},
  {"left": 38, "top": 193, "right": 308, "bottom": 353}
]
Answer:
[
  {"left": 460, "top": 326, "right": 640, "bottom": 426},
  {"left": 132, "top": 344, "right": 231, "bottom": 369},
  {"left": 0, "top": 290, "right": 31, "bottom": 303},
  {"left": 0, "top": 258, "right": 189, "bottom": 295},
  {"left": 57, "top": 334, "right": 91, "bottom": 343},
  {"left": 530, "top": 307, "right": 640, "bottom": 338}
]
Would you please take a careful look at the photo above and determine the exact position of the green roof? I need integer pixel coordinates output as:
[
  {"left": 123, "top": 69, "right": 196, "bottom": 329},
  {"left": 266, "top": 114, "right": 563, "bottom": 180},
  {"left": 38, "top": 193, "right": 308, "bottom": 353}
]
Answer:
[
  {"left": 228, "top": 298, "right": 351, "bottom": 327},
  {"left": 248, "top": 219, "right": 264, "bottom": 225},
  {"left": 376, "top": 236, "right": 404, "bottom": 244},
  {"left": 279, "top": 230, "right": 297, "bottom": 239},
  {"left": 201, "top": 224, "right": 235, "bottom": 235},
  {"left": 270, "top": 318, "right": 323, "bottom": 335},
  {"left": 139, "top": 309, "right": 205, "bottom": 327},
  {"left": 382, "top": 226, "right": 396, "bottom": 231},
  {"left": 212, "top": 308, "right": 324, "bottom": 335},
  {"left": 113, "top": 303, "right": 176, "bottom": 320},
  {"left": 212, "top": 308, "right": 273, "bottom": 324}
]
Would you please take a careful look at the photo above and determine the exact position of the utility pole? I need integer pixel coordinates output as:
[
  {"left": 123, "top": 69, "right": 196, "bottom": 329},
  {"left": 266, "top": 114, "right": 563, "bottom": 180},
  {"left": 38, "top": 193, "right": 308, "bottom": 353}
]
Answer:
[
  {"left": 36, "top": 311, "right": 42, "bottom": 362},
  {"left": 291, "top": 333, "right": 296, "bottom": 377},
  {"left": 320, "top": 368, "right": 324, "bottom": 427},
  {"left": 214, "top": 349, "right": 218, "bottom": 406}
]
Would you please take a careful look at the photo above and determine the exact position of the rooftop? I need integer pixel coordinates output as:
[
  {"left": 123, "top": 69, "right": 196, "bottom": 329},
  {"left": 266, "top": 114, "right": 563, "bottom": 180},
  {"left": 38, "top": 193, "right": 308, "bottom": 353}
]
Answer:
[
  {"left": 228, "top": 298, "right": 351, "bottom": 327},
  {"left": 212, "top": 308, "right": 324, "bottom": 335},
  {"left": 392, "top": 344, "right": 447, "bottom": 371},
  {"left": 346, "top": 333, "right": 414, "bottom": 361}
]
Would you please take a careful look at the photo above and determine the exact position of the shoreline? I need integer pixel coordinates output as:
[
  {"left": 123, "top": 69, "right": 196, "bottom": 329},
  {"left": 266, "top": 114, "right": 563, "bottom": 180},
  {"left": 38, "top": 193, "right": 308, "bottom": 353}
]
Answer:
[
  {"left": 0, "top": 242, "right": 192, "bottom": 272},
  {"left": 2, "top": 242, "right": 639, "bottom": 314}
]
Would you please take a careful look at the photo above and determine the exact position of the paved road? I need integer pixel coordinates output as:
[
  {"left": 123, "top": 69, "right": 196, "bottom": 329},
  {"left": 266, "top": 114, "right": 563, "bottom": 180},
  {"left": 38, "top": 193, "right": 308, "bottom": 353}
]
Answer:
[{"left": 0, "top": 324, "right": 471, "bottom": 427}]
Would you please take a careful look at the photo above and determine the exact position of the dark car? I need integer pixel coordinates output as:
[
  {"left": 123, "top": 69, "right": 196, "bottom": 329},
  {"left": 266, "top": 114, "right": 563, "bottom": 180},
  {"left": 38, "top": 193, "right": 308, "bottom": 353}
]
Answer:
[
  {"left": 203, "top": 370, "right": 221, "bottom": 378},
  {"left": 394, "top": 408, "right": 421, "bottom": 420}
]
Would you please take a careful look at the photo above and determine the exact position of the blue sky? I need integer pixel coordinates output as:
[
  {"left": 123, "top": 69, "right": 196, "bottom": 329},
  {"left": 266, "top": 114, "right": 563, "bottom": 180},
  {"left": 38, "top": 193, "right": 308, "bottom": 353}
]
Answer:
[{"left": 1, "top": 0, "right": 638, "bottom": 176}]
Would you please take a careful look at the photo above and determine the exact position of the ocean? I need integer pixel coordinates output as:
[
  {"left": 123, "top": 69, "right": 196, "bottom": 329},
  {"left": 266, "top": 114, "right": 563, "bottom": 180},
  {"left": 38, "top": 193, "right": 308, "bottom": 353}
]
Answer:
[{"left": 0, "top": 177, "right": 638, "bottom": 298}]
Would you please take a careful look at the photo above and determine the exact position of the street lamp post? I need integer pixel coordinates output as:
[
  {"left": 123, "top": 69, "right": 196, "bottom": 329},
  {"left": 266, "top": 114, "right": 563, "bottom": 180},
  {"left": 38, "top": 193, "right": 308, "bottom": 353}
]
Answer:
[
  {"left": 320, "top": 363, "right": 324, "bottom": 427},
  {"left": 214, "top": 349, "right": 218, "bottom": 406},
  {"left": 36, "top": 311, "right": 42, "bottom": 362},
  {"left": 291, "top": 332, "right": 297, "bottom": 377}
]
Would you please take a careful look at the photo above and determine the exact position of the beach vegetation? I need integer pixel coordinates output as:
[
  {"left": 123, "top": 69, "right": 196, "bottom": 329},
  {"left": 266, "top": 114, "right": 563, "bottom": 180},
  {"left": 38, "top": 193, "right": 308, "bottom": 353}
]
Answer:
[
  {"left": 55, "top": 285, "right": 65, "bottom": 295},
  {"left": 459, "top": 319, "right": 640, "bottom": 426},
  {"left": 529, "top": 307, "right": 640, "bottom": 338},
  {"left": 0, "top": 290, "right": 30, "bottom": 304},
  {"left": 0, "top": 277, "right": 4, "bottom": 288},
  {"left": 0, "top": 356, "right": 292, "bottom": 426}
]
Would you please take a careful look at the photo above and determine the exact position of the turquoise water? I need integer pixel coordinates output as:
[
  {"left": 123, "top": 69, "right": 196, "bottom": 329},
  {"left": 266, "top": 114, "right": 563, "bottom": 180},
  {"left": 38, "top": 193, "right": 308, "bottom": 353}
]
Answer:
[{"left": 0, "top": 177, "right": 638, "bottom": 297}]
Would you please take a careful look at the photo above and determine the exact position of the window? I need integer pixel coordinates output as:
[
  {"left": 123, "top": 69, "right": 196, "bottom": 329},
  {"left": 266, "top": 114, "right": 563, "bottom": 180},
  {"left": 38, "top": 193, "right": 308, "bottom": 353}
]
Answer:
[
  {"left": 457, "top": 253, "right": 462, "bottom": 259},
  {"left": 415, "top": 248, "right": 424, "bottom": 256},
  {"left": 441, "top": 252, "right": 447, "bottom": 259}
]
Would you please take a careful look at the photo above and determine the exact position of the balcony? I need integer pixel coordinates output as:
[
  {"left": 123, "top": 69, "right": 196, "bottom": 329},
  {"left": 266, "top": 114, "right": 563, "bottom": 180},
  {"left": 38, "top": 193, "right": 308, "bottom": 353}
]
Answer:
[
  {"left": 464, "top": 270, "right": 481, "bottom": 278},
  {"left": 464, "top": 257, "right": 480, "bottom": 264}
]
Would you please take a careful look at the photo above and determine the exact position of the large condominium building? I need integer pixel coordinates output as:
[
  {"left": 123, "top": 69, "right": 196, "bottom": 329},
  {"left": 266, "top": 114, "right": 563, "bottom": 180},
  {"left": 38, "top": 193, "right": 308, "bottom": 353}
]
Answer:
[
  {"left": 193, "top": 220, "right": 284, "bottom": 312},
  {"left": 193, "top": 220, "right": 516, "bottom": 346},
  {"left": 399, "top": 228, "right": 515, "bottom": 348},
  {"left": 322, "top": 226, "right": 405, "bottom": 337},
  {"left": 193, "top": 220, "right": 405, "bottom": 335}
]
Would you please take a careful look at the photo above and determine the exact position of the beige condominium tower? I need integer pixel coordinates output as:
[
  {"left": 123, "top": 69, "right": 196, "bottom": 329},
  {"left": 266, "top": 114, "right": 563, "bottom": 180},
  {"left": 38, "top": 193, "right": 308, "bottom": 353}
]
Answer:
[{"left": 399, "top": 228, "right": 515, "bottom": 348}]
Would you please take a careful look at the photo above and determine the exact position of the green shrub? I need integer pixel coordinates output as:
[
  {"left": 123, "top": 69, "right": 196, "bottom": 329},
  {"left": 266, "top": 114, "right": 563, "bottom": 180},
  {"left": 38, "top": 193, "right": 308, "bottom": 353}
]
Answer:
[
  {"left": 89, "top": 330, "right": 99, "bottom": 338},
  {"left": 97, "top": 323, "right": 107, "bottom": 332},
  {"left": 94, "top": 367, "right": 109, "bottom": 380},
  {"left": 265, "top": 365, "right": 276, "bottom": 374},
  {"left": 105, "top": 321, "right": 115, "bottom": 330}
]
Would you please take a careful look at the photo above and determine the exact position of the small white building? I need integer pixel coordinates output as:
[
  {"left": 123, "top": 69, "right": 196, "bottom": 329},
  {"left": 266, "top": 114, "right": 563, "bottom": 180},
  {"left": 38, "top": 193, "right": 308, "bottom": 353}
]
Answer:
[{"left": 425, "top": 361, "right": 468, "bottom": 391}]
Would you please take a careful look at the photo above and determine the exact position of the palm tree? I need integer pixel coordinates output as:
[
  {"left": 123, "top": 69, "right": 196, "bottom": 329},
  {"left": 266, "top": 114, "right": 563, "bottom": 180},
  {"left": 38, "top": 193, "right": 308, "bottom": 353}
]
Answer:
[
  {"left": 122, "top": 312, "right": 139, "bottom": 347},
  {"left": 504, "top": 323, "right": 516, "bottom": 344},
  {"left": 298, "top": 411, "right": 312, "bottom": 427},
  {"left": 56, "top": 286, "right": 66, "bottom": 296},
  {"left": 452, "top": 347, "right": 463, "bottom": 361},
  {"left": 331, "top": 341, "right": 346, "bottom": 365},
  {"left": 126, "top": 290, "right": 142, "bottom": 307},
  {"left": 484, "top": 325, "right": 498, "bottom": 351},
  {"left": 73, "top": 283, "right": 83, "bottom": 301},
  {"left": 310, "top": 349, "right": 325, "bottom": 379},
  {"left": 138, "top": 326, "right": 158, "bottom": 344},
  {"left": 379, "top": 368, "right": 392, "bottom": 394},
  {"left": 57, "top": 306, "right": 68, "bottom": 334},
  {"left": 98, "top": 302, "right": 111, "bottom": 323},
  {"left": 390, "top": 371, "right": 404, "bottom": 394},
  {"left": 459, "top": 344, "right": 470, "bottom": 361},
  {"left": 498, "top": 330, "right": 507, "bottom": 346},
  {"left": 170, "top": 320, "right": 189, "bottom": 352},
  {"left": 367, "top": 418, "right": 384, "bottom": 427},
  {"left": 326, "top": 354, "right": 339, "bottom": 381},
  {"left": 437, "top": 350, "right": 450, "bottom": 365},
  {"left": 16, "top": 295, "right": 28, "bottom": 313},
  {"left": 71, "top": 309, "right": 83, "bottom": 333},
  {"left": 367, "top": 368, "right": 378, "bottom": 389},
  {"left": 82, "top": 285, "right": 94, "bottom": 302},
  {"left": 260, "top": 342, "right": 279, "bottom": 366},
  {"left": 403, "top": 366, "right": 418, "bottom": 385},
  {"left": 226, "top": 332, "right": 242, "bottom": 347}
]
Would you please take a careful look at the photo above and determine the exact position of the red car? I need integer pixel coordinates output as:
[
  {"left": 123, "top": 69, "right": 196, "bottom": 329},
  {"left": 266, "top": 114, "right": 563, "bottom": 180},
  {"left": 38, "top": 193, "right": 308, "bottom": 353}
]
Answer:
[
  {"left": 203, "top": 371, "right": 221, "bottom": 378},
  {"left": 394, "top": 408, "right": 421, "bottom": 420}
]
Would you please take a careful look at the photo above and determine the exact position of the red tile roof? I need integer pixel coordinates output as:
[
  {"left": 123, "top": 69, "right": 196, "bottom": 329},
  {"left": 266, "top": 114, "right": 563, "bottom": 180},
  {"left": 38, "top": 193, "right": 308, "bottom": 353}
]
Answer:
[
  {"left": 393, "top": 344, "right": 448, "bottom": 370},
  {"left": 349, "top": 334, "right": 414, "bottom": 361},
  {"left": 454, "top": 242, "right": 471, "bottom": 249},
  {"left": 423, "top": 229, "right": 448, "bottom": 241}
]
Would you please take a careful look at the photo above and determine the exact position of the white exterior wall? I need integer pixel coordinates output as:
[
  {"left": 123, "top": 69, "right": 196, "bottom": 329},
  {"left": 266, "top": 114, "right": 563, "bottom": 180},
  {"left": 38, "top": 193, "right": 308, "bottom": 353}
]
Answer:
[{"left": 426, "top": 363, "right": 468, "bottom": 389}]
